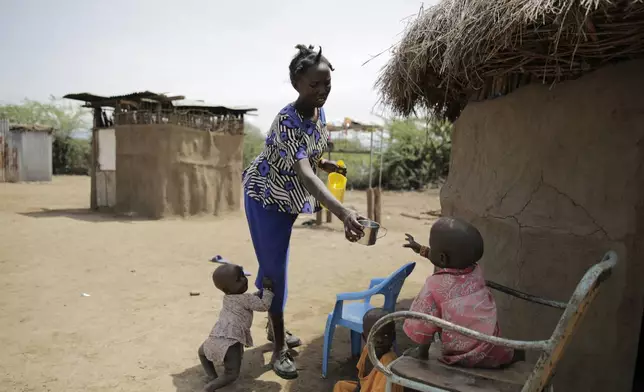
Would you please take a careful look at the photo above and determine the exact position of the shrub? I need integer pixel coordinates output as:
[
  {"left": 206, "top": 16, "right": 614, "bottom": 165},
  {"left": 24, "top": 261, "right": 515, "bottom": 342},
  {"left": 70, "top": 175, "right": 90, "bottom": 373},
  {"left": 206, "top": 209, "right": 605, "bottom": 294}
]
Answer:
[{"left": 53, "top": 136, "right": 91, "bottom": 175}]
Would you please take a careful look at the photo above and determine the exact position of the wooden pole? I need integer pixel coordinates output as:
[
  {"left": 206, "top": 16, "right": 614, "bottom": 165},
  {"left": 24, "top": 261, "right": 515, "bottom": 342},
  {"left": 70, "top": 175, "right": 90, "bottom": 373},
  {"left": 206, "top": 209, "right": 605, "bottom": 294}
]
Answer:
[
  {"left": 90, "top": 107, "right": 101, "bottom": 210},
  {"left": 367, "top": 187, "right": 374, "bottom": 221},
  {"left": 378, "top": 127, "right": 384, "bottom": 189},
  {"left": 368, "top": 131, "right": 374, "bottom": 189},
  {"left": 156, "top": 102, "right": 162, "bottom": 124},
  {"left": 374, "top": 187, "right": 382, "bottom": 223},
  {"left": 375, "top": 127, "right": 384, "bottom": 223},
  {"left": 367, "top": 131, "right": 374, "bottom": 220},
  {"left": 327, "top": 149, "right": 333, "bottom": 223},
  {"left": 316, "top": 210, "right": 323, "bottom": 225}
]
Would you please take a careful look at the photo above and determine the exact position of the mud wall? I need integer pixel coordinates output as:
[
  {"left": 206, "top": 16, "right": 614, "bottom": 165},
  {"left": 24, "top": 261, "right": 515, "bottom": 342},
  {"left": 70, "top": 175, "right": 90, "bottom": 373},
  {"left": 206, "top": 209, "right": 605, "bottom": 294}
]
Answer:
[
  {"left": 116, "top": 124, "right": 243, "bottom": 218},
  {"left": 442, "top": 60, "right": 644, "bottom": 392}
]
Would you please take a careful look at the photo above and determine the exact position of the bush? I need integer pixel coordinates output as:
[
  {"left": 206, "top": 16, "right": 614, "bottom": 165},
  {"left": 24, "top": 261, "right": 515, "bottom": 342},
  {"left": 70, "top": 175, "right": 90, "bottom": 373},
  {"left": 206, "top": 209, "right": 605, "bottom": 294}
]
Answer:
[
  {"left": 243, "top": 123, "right": 266, "bottom": 168},
  {"left": 53, "top": 136, "right": 91, "bottom": 175}
]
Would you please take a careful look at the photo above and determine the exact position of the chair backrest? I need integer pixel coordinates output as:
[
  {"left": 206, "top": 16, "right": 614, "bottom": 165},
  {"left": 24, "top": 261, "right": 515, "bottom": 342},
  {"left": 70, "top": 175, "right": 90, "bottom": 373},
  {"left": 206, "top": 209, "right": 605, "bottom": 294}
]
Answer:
[
  {"left": 522, "top": 251, "right": 618, "bottom": 392},
  {"left": 378, "top": 262, "right": 416, "bottom": 311}
]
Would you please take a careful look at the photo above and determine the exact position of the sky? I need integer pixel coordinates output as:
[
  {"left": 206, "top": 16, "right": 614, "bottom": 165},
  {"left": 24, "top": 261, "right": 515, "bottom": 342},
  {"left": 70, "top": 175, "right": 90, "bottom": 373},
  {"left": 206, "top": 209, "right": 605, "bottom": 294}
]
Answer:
[{"left": 0, "top": 0, "right": 435, "bottom": 133}]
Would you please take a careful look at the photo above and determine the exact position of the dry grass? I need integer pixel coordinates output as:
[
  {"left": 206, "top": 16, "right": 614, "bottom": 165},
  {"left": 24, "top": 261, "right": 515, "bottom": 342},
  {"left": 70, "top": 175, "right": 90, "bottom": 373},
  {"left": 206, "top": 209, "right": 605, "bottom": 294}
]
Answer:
[{"left": 377, "top": 0, "right": 644, "bottom": 121}]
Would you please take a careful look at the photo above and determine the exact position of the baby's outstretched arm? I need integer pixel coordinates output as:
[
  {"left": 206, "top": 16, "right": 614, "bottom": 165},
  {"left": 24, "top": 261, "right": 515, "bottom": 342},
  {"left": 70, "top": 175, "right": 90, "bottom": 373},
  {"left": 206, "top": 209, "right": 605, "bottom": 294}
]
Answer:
[{"left": 403, "top": 233, "right": 430, "bottom": 260}]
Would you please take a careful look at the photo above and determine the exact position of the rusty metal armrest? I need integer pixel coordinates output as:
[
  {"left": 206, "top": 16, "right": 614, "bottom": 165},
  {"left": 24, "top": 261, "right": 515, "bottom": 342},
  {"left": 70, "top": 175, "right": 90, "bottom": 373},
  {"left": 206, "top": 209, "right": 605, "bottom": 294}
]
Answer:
[
  {"left": 485, "top": 280, "right": 568, "bottom": 310},
  {"left": 366, "top": 311, "right": 551, "bottom": 379}
]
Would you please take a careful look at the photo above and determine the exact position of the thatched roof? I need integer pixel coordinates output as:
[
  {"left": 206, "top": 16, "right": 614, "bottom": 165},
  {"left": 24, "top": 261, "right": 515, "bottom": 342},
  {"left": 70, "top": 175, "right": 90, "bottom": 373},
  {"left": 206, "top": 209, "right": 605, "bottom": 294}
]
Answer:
[
  {"left": 377, "top": 0, "right": 644, "bottom": 121},
  {"left": 63, "top": 91, "right": 184, "bottom": 108},
  {"left": 171, "top": 99, "right": 257, "bottom": 116}
]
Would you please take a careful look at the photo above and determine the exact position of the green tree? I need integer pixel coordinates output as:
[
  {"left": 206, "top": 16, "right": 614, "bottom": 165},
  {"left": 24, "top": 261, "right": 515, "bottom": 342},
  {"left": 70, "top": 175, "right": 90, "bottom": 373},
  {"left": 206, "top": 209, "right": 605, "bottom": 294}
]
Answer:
[
  {"left": 243, "top": 122, "right": 265, "bottom": 168},
  {"left": 0, "top": 96, "right": 89, "bottom": 137},
  {"left": 381, "top": 117, "right": 452, "bottom": 190},
  {"left": 0, "top": 97, "right": 91, "bottom": 174}
]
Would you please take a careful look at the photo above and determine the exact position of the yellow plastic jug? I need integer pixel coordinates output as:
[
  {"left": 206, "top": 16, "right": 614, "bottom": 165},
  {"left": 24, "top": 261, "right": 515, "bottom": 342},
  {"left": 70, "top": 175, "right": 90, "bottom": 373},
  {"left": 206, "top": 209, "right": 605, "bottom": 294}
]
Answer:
[{"left": 326, "top": 160, "right": 347, "bottom": 204}]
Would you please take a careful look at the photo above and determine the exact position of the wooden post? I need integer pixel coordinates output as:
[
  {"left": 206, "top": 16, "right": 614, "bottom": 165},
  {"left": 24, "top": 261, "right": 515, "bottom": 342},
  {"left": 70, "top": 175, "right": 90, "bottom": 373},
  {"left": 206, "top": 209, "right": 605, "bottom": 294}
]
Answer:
[
  {"left": 368, "top": 131, "right": 374, "bottom": 189},
  {"left": 156, "top": 102, "right": 162, "bottom": 124},
  {"left": 376, "top": 127, "right": 384, "bottom": 224},
  {"left": 378, "top": 127, "right": 384, "bottom": 189},
  {"left": 90, "top": 107, "right": 101, "bottom": 210},
  {"left": 327, "top": 149, "right": 333, "bottom": 224},
  {"left": 367, "top": 130, "right": 375, "bottom": 221},
  {"left": 367, "top": 187, "right": 374, "bottom": 221},
  {"left": 316, "top": 210, "right": 323, "bottom": 225},
  {"left": 90, "top": 128, "right": 98, "bottom": 210},
  {"left": 374, "top": 187, "right": 382, "bottom": 223}
]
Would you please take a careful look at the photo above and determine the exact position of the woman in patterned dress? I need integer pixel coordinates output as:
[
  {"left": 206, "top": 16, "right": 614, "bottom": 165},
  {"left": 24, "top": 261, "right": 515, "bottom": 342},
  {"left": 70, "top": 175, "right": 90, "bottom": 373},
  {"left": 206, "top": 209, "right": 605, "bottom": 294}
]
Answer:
[{"left": 242, "top": 44, "right": 366, "bottom": 379}]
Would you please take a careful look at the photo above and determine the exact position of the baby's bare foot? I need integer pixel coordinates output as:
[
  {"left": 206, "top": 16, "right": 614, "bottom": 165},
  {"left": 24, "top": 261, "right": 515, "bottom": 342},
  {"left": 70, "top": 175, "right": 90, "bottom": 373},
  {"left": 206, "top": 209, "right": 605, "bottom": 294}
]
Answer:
[{"left": 203, "top": 379, "right": 218, "bottom": 392}]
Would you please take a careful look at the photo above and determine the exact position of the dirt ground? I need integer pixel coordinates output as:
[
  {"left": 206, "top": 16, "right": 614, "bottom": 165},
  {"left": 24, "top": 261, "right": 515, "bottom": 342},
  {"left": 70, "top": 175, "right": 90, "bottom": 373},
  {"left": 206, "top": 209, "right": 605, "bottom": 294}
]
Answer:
[{"left": 0, "top": 176, "right": 440, "bottom": 392}]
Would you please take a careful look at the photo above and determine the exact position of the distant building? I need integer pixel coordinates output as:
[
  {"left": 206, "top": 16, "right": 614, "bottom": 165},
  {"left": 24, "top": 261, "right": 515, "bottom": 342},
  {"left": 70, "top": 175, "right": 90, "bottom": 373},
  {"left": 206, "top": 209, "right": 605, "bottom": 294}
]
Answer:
[
  {"left": 0, "top": 120, "right": 53, "bottom": 182},
  {"left": 63, "top": 91, "right": 256, "bottom": 217}
]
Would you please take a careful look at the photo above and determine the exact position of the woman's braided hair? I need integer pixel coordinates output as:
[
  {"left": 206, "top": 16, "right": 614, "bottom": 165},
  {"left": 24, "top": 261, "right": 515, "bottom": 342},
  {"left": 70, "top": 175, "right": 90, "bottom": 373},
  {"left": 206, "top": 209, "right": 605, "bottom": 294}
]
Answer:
[{"left": 289, "top": 45, "right": 334, "bottom": 88}]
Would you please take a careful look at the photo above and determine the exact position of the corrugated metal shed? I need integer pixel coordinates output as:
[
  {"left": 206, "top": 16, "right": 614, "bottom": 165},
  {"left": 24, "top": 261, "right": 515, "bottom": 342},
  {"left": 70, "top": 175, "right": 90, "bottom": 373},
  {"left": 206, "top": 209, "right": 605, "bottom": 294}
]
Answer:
[{"left": 0, "top": 121, "right": 53, "bottom": 182}]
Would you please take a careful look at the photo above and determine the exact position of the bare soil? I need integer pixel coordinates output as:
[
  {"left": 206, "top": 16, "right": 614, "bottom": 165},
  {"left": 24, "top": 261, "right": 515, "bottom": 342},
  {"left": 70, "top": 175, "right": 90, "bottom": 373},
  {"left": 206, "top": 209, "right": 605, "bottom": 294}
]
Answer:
[{"left": 0, "top": 176, "right": 440, "bottom": 392}]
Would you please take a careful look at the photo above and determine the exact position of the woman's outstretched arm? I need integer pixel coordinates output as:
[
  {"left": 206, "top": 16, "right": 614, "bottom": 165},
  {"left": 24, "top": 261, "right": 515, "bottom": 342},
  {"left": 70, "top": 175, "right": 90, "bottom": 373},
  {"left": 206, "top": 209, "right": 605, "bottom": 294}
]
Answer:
[{"left": 294, "top": 160, "right": 364, "bottom": 238}]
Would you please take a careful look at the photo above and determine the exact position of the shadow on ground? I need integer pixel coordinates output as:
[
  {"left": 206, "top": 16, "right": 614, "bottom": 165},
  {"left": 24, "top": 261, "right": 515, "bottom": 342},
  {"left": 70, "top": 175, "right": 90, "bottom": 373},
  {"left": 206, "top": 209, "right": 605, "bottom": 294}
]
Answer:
[
  {"left": 171, "top": 298, "right": 416, "bottom": 392},
  {"left": 171, "top": 343, "right": 283, "bottom": 392},
  {"left": 20, "top": 208, "right": 151, "bottom": 223},
  {"left": 284, "top": 298, "right": 416, "bottom": 392}
]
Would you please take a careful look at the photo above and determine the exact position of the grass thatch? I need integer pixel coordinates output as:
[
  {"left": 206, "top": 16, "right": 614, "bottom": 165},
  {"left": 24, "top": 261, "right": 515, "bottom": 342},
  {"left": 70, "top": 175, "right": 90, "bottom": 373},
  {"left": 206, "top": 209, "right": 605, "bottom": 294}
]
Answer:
[{"left": 377, "top": 0, "right": 644, "bottom": 121}]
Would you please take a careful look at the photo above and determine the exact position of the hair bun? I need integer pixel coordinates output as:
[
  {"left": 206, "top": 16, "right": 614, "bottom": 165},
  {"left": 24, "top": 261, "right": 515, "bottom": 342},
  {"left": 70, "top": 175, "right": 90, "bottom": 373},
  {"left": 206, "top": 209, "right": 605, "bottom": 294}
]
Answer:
[{"left": 294, "top": 44, "right": 315, "bottom": 53}]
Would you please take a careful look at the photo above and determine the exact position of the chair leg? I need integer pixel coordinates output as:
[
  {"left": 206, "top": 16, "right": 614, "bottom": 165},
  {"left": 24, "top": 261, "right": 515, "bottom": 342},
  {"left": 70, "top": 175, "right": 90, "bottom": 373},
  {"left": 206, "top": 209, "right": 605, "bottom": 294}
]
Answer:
[
  {"left": 322, "top": 315, "right": 336, "bottom": 378},
  {"left": 350, "top": 330, "right": 362, "bottom": 357}
]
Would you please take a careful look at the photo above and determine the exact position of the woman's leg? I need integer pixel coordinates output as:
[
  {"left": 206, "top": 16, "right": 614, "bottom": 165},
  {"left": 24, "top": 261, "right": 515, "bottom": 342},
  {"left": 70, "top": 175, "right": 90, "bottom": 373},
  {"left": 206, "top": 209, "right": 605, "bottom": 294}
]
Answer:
[
  {"left": 244, "top": 195, "right": 298, "bottom": 378},
  {"left": 269, "top": 312, "right": 286, "bottom": 355}
]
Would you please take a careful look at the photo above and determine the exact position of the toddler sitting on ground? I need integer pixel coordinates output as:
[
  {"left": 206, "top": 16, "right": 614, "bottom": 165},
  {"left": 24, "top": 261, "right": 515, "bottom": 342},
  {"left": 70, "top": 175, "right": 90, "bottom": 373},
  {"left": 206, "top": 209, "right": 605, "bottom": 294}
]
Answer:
[
  {"left": 198, "top": 264, "right": 274, "bottom": 391},
  {"left": 402, "top": 217, "right": 523, "bottom": 368},
  {"left": 333, "top": 308, "right": 403, "bottom": 392}
]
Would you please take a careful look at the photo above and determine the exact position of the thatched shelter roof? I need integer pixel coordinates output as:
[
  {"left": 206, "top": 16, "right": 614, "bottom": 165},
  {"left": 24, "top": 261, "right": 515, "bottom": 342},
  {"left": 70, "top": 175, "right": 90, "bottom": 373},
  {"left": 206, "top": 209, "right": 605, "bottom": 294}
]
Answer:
[
  {"left": 377, "top": 0, "right": 644, "bottom": 121},
  {"left": 63, "top": 91, "right": 184, "bottom": 109},
  {"left": 171, "top": 99, "right": 257, "bottom": 116}
]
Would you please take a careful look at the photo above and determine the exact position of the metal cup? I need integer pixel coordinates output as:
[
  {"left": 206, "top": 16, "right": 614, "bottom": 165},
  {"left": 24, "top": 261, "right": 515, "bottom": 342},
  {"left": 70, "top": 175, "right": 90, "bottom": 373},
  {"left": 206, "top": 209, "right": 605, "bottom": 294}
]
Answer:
[{"left": 357, "top": 219, "right": 388, "bottom": 246}]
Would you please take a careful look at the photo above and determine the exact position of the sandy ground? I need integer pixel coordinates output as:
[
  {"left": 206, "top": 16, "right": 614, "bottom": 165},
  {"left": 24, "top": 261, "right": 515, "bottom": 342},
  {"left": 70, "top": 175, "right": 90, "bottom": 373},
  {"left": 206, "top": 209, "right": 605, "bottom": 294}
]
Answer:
[{"left": 0, "top": 176, "right": 440, "bottom": 392}]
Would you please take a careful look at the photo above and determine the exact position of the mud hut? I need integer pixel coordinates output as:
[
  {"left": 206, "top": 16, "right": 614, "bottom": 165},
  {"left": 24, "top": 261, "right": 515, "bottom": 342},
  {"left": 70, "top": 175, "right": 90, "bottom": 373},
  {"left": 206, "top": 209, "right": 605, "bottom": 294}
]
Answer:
[
  {"left": 378, "top": 1, "right": 644, "bottom": 391},
  {"left": 64, "top": 93, "right": 256, "bottom": 218},
  {"left": 64, "top": 92, "right": 183, "bottom": 210},
  {"left": 114, "top": 99, "right": 256, "bottom": 218},
  {"left": 0, "top": 121, "right": 53, "bottom": 183}
]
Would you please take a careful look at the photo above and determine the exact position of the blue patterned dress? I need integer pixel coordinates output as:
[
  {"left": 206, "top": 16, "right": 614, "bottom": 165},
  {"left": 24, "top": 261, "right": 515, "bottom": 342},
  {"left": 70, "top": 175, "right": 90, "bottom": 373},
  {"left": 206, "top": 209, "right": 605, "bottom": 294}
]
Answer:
[
  {"left": 242, "top": 103, "right": 329, "bottom": 313},
  {"left": 243, "top": 103, "right": 328, "bottom": 214}
]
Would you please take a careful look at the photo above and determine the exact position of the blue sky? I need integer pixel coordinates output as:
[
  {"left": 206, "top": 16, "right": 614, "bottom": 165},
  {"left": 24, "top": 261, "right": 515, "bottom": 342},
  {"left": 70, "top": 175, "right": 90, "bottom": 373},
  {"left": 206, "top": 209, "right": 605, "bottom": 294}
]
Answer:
[{"left": 0, "top": 0, "right": 435, "bottom": 133}]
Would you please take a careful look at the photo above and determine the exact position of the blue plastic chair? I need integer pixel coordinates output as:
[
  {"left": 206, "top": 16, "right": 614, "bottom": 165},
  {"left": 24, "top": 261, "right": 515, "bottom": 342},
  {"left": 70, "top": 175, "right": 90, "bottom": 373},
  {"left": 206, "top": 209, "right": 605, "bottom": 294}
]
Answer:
[{"left": 321, "top": 262, "right": 416, "bottom": 378}]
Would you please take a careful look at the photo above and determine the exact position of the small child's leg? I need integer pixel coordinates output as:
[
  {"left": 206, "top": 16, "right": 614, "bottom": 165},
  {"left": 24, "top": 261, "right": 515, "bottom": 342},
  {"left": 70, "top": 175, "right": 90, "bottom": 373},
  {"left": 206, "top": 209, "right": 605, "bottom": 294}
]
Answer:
[
  {"left": 203, "top": 343, "right": 243, "bottom": 392},
  {"left": 198, "top": 344, "right": 218, "bottom": 380},
  {"left": 418, "top": 343, "right": 431, "bottom": 360}
]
